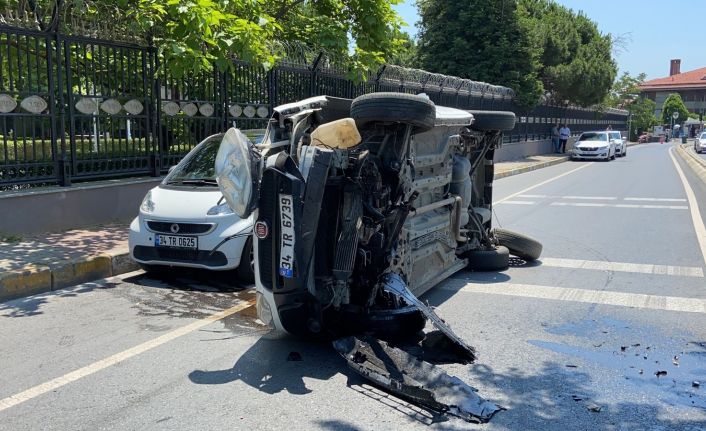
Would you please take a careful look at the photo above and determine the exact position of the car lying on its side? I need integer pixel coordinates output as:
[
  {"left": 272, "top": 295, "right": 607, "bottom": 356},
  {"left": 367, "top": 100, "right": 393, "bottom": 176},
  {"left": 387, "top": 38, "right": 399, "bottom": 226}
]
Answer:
[
  {"left": 571, "top": 131, "right": 617, "bottom": 161},
  {"left": 610, "top": 131, "right": 627, "bottom": 157},
  {"left": 695, "top": 132, "right": 706, "bottom": 154},
  {"left": 128, "top": 130, "right": 265, "bottom": 282},
  {"left": 215, "top": 93, "right": 542, "bottom": 339}
]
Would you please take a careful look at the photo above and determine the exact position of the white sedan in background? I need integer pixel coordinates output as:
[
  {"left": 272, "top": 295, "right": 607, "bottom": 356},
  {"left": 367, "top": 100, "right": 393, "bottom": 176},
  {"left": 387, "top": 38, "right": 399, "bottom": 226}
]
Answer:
[
  {"left": 695, "top": 132, "right": 706, "bottom": 154},
  {"left": 610, "top": 131, "right": 627, "bottom": 157},
  {"left": 129, "top": 131, "right": 264, "bottom": 282},
  {"left": 571, "top": 131, "right": 616, "bottom": 161}
]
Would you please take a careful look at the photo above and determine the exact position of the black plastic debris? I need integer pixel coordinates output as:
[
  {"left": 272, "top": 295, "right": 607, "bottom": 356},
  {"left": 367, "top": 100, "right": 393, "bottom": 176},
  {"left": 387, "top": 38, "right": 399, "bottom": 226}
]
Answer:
[
  {"left": 333, "top": 336, "right": 503, "bottom": 423},
  {"left": 693, "top": 381, "right": 701, "bottom": 388},
  {"left": 655, "top": 370, "right": 668, "bottom": 378},
  {"left": 587, "top": 404, "right": 602, "bottom": 413}
]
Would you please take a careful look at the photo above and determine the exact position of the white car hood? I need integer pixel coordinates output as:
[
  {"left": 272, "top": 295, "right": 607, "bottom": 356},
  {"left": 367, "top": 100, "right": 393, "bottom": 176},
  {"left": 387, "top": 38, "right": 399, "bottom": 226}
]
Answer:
[
  {"left": 575, "top": 141, "right": 609, "bottom": 148},
  {"left": 145, "top": 186, "right": 228, "bottom": 222}
]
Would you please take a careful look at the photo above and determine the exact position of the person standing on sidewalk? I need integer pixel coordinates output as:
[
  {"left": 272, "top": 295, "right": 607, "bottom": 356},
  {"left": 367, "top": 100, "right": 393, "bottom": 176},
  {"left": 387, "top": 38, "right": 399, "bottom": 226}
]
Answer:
[
  {"left": 551, "top": 123, "right": 560, "bottom": 153},
  {"left": 559, "top": 123, "right": 571, "bottom": 153}
]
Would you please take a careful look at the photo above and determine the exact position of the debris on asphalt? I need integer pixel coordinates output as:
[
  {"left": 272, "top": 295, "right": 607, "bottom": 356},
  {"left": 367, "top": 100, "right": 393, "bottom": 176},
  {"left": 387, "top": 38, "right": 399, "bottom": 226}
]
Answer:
[
  {"left": 693, "top": 381, "right": 701, "bottom": 388},
  {"left": 571, "top": 395, "right": 583, "bottom": 402},
  {"left": 587, "top": 404, "right": 602, "bottom": 413},
  {"left": 638, "top": 369, "right": 644, "bottom": 375},
  {"left": 631, "top": 343, "right": 641, "bottom": 347},
  {"left": 620, "top": 346, "right": 627, "bottom": 352},
  {"left": 565, "top": 364, "right": 578, "bottom": 368},
  {"left": 655, "top": 370, "right": 668, "bottom": 378},
  {"left": 333, "top": 336, "right": 503, "bottom": 423},
  {"left": 286, "top": 351, "right": 303, "bottom": 362}
]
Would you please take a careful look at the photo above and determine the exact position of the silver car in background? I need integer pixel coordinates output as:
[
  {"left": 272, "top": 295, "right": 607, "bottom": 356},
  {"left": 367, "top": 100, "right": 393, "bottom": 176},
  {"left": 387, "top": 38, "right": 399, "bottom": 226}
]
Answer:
[
  {"left": 571, "top": 131, "right": 616, "bottom": 161},
  {"left": 610, "top": 131, "right": 627, "bottom": 157},
  {"left": 695, "top": 132, "right": 706, "bottom": 154}
]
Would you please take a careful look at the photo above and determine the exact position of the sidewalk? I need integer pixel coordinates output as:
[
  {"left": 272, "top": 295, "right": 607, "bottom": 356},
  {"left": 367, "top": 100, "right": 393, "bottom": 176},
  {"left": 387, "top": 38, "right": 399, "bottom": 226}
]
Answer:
[{"left": 0, "top": 151, "right": 594, "bottom": 301}]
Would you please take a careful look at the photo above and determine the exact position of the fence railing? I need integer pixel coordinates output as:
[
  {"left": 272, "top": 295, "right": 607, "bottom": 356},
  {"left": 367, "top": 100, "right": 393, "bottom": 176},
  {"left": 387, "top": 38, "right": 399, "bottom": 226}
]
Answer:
[{"left": 0, "top": 19, "right": 627, "bottom": 190}]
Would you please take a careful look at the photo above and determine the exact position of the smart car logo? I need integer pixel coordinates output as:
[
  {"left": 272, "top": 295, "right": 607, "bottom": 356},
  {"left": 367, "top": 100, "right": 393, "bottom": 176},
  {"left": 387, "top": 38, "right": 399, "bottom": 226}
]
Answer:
[
  {"left": 255, "top": 221, "right": 269, "bottom": 239},
  {"left": 170, "top": 223, "right": 180, "bottom": 233}
]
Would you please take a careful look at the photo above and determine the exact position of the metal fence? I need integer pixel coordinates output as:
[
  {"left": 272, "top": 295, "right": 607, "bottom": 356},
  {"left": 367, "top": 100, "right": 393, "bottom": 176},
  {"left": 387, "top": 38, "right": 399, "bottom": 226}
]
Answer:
[{"left": 0, "top": 16, "right": 627, "bottom": 189}]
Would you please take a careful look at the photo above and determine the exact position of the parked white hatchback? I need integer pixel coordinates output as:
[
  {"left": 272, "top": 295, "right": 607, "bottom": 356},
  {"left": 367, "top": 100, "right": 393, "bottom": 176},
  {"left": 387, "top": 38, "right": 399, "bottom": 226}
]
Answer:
[
  {"left": 129, "top": 131, "right": 264, "bottom": 282},
  {"left": 571, "top": 131, "right": 616, "bottom": 161}
]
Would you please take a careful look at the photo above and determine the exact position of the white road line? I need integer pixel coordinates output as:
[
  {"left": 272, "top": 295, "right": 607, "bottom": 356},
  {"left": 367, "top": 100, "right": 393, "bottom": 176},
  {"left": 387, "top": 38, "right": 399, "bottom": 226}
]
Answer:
[
  {"left": 625, "top": 197, "right": 687, "bottom": 202},
  {"left": 540, "top": 257, "right": 704, "bottom": 278},
  {"left": 669, "top": 147, "right": 706, "bottom": 267},
  {"left": 500, "top": 200, "right": 536, "bottom": 205},
  {"left": 442, "top": 281, "right": 706, "bottom": 314},
  {"left": 550, "top": 202, "right": 687, "bottom": 210},
  {"left": 0, "top": 300, "right": 255, "bottom": 413},
  {"left": 493, "top": 163, "right": 592, "bottom": 205}
]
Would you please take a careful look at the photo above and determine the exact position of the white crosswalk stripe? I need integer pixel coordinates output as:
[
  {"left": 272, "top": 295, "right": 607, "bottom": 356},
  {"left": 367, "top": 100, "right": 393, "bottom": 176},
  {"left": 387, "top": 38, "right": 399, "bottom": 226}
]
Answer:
[
  {"left": 441, "top": 280, "right": 706, "bottom": 314},
  {"left": 540, "top": 257, "right": 704, "bottom": 277},
  {"left": 549, "top": 202, "right": 687, "bottom": 210}
]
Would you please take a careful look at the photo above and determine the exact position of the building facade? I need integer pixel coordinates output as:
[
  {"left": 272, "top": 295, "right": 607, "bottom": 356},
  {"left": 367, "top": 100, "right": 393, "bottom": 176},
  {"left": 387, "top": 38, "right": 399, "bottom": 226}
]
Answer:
[{"left": 639, "top": 60, "right": 706, "bottom": 119}]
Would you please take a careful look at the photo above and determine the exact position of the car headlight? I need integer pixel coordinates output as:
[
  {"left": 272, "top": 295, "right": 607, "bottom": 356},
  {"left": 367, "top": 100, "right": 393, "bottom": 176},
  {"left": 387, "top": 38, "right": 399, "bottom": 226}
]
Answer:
[
  {"left": 140, "top": 191, "right": 155, "bottom": 213},
  {"left": 215, "top": 128, "right": 260, "bottom": 219},
  {"left": 207, "top": 202, "right": 234, "bottom": 216}
]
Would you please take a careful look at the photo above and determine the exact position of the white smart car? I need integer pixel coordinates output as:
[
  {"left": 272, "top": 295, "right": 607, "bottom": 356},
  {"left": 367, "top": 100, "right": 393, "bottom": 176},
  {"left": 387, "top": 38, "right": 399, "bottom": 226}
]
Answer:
[
  {"left": 129, "top": 131, "right": 264, "bottom": 282},
  {"left": 571, "top": 131, "right": 616, "bottom": 161}
]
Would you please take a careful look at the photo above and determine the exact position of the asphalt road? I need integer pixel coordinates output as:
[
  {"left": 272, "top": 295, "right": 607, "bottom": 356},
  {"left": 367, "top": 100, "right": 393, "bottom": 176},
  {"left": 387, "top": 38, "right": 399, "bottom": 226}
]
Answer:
[{"left": 2, "top": 142, "right": 705, "bottom": 431}]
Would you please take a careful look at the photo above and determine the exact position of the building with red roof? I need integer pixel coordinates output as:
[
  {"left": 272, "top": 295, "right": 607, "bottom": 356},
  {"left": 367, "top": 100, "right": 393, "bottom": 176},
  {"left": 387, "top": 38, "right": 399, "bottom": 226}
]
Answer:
[{"left": 639, "top": 59, "right": 706, "bottom": 119}]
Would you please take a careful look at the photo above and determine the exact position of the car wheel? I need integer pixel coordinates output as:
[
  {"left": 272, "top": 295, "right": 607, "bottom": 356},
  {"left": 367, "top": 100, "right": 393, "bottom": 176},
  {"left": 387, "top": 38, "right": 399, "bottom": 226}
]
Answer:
[
  {"left": 465, "top": 245, "right": 510, "bottom": 271},
  {"left": 350, "top": 92, "right": 436, "bottom": 132},
  {"left": 466, "top": 110, "right": 517, "bottom": 132},
  {"left": 493, "top": 228, "right": 543, "bottom": 261},
  {"left": 236, "top": 236, "right": 255, "bottom": 284}
]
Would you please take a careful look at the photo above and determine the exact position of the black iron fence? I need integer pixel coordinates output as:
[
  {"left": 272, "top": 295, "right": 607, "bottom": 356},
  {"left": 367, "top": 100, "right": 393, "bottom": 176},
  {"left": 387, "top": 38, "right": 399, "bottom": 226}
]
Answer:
[{"left": 0, "top": 17, "right": 627, "bottom": 189}]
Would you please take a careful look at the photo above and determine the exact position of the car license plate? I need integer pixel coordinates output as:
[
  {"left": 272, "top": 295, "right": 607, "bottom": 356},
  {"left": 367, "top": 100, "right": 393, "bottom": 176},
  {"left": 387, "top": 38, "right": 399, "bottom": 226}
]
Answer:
[
  {"left": 279, "top": 194, "right": 295, "bottom": 278},
  {"left": 155, "top": 234, "right": 198, "bottom": 249}
]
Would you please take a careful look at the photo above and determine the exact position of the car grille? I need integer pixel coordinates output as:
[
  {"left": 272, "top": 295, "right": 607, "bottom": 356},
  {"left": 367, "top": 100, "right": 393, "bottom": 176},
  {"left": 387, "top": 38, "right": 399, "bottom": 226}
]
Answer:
[
  {"left": 257, "top": 169, "right": 278, "bottom": 290},
  {"left": 578, "top": 147, "right": 598, "bottom": 151},
  {"left": 133, "top": 246, "right": 227, "bottom": 267},
  {"left": 147, "top": 221, "right": 214, "bottom": 234}
]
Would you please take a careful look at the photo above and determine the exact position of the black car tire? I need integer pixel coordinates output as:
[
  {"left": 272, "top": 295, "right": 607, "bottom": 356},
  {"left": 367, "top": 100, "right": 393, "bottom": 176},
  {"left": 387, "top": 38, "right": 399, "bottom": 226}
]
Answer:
[
  {"left": 465, "top": 245, "right": 510, "bottom": 271},
  {"left": 350, "top": 92, "right": 436, "bottom": 132},
  {"left": 467, "top": 110, "right": 516, "bottom": 132},
  {"left": 493, "top": 228, "right": 543, "bottom": 261},
  {"left": 236, "top": 237, "right": 255, "bottom": 284}
]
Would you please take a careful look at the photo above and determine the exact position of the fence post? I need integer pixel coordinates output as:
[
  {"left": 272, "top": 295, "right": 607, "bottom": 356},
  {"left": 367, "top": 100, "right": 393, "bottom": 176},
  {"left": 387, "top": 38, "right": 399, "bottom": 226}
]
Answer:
[
  {"left": 375, "top": 66, "right": 386, "bottom": 93},
  {"left": 149, "top": 41, "right": 161, "bottom": 176},
  {"left": 220, "top": 70, "right": 229, "bottom": 130},
  {"left": 267, "top": 68, "right": 276, "bottom": 114},
  {"left": 310, "top": 52, "right": 323, "bottom": 97},
  {"left": 51, "top": 30, "right": 70, "bottom": 186}
]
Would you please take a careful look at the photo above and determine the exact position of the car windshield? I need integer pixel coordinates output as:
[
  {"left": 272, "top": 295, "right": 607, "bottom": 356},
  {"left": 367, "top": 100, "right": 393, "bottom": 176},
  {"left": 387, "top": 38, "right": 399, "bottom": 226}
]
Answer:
[
  {"left": 165, "top": 130, "right": 265, "bottom": 186},
  {"left": 610, "top": 132, "right": 621, "bottom": 139},
  {"left": 579, "top": 132, "right": 608, "bottom": 142},
  {"left": 700, "top": 133, "right": 706, "bottom": 139}
]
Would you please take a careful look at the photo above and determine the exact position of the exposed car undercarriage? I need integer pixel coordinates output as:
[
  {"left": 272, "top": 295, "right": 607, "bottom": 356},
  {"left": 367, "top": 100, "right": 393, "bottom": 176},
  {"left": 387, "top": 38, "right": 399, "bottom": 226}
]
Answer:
[{"left": 216, "top": 93, "right": 541, "bottom": 423}]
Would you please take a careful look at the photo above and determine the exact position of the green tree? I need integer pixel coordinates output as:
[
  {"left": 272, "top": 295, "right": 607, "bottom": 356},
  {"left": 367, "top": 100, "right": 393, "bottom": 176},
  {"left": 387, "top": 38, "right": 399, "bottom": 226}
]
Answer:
[
  {"left": 416, "top": 0, "right": 543, "bottom": 108},
  {"left": 628, "top": 97, "right": 656, "bottom": 140},
  {"left": 605, "top": 72, "right": 647, "bottom": 108},
  {"left": 661, "top": 93, "right": 689, "bottom": 125},
  {"left": 416, "top": 0, "right": 616, "bottom": 109}
]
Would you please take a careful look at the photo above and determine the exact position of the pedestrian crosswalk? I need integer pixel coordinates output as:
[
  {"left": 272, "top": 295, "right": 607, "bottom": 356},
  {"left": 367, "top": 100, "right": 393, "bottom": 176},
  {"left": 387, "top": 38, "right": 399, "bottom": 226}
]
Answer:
[{"left": 496, "top": 194, "right": 689, "bottom": 210}]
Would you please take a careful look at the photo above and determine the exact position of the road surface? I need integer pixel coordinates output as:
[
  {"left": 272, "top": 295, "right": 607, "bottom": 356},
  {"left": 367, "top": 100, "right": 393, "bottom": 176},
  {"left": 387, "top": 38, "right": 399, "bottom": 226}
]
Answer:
[{"left": 1, "top": 142, "right": 705, "bottom": 430}]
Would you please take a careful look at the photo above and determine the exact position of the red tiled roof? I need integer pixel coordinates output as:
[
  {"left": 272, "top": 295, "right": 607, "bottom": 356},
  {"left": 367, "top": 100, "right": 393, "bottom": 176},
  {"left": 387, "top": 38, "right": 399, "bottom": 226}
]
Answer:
[{"left": 639, "top": 66, "right": 706, "bottom": 90}]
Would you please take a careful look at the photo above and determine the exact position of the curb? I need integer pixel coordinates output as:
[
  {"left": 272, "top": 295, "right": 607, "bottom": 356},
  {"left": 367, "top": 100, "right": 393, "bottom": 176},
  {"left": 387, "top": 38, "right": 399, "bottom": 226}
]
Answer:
[
  {"left": 0, "top": 249, "right": 138, "bottom": 302},
  {"left": 494, "top": 141, "right": 644, "bottom": 180},
  {"left": 676, "top": 144, "right": 706, "bottom": 183}
]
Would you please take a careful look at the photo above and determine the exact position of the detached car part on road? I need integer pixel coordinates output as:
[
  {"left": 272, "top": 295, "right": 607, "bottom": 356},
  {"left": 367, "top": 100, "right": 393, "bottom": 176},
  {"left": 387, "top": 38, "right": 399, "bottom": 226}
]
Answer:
[{"left": 215, "top": 93, "right": 541, "bottom": 422}]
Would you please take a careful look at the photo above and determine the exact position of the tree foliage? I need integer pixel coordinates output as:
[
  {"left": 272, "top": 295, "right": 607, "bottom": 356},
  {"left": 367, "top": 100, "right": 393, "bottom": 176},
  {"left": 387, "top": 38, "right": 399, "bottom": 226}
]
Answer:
[
  {"left": 604, "top": 72, "right": 647, "bottom": 108},
  {"left": 416, "top": 0, "right": 616, "bottom": 109},
  {"left": 628, "top": 97, "right": 656, "bottom": 140},
  {"left": 661, "top": 93, "right": 689, "bottom": 125},
  {"left": 2, "top": 0, "right": 407, "bottom": 77}
]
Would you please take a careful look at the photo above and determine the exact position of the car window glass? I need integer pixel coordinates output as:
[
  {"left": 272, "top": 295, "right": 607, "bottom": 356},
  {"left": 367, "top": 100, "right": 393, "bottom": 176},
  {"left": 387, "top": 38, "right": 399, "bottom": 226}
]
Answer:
[
  {"left": 579, "top": 132, "right": 608, "bottom": 142},
  {"left": 167, "top": 137, "right": 221, "bottom": 182},
  {"left": 700, "top": 133, "right": 706, "bottom": 139},
  {"left": 610, "top": 132, "right": 621, "bottom": 139}
]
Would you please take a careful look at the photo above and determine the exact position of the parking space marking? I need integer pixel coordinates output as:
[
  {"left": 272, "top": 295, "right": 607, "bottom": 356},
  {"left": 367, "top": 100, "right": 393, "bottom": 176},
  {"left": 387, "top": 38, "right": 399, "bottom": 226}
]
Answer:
[
  {"left": 493, "top": 163, "right": 592, "bottom": 205},
  {"left": 0, "top": 300, "right": 255, "bottom": 413},
  {"left": 442, "top": 281, "right": 706, "bottom": 314},
  {"left": 540, "top": 257, "right": 704, "bottom": 278},
  {"left": 550, "top": 202, "right": 687, "bottom": 210},
  {"left": 669, "top": 147, "right": 706, "bottom": 267}
]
